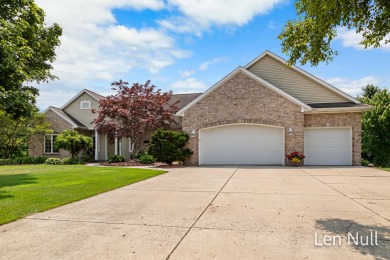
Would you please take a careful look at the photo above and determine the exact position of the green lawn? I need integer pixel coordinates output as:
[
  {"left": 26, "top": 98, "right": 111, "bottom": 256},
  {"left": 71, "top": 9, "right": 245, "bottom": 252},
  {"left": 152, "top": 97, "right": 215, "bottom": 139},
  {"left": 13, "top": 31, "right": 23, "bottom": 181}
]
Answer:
[
  {"left": 0, "top": 165, "right": 165, "bottom": 225},
  {"left": 380, "top": 168, "right": 390, "bottom": 172}
]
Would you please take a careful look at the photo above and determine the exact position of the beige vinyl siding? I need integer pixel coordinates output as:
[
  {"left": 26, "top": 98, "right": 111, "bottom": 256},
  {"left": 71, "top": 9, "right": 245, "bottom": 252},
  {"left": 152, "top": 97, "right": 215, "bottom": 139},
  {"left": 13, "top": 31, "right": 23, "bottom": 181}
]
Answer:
[
  {"left": 98, "top": 134, "right": 106, "bottom": 161},
  {"left": 248, "top": 55, "right": 350, "bottom": 104},
  {"left": 63, "top": 92, "right": 99, "bottom": 128}
]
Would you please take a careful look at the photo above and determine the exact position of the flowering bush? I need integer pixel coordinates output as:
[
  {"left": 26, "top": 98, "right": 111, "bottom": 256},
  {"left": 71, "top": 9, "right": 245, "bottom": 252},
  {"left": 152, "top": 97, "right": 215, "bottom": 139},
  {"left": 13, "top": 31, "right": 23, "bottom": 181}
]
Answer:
[
  {"left": 286, "top": 152, "right": 305, "bottom": 163},
  {"left": 44, "top": 158, "right": 64, "bottom": 165}
]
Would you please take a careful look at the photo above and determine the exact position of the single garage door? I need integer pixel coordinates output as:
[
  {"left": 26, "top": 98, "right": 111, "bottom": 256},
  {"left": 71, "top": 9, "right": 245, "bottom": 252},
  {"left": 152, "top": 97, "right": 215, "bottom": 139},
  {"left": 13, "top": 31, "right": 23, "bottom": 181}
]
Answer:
[
  {"left": 304, "top": 127, "right": 352, "bottom": 165},
  {"left": 199, "top": 124, "right": 284, "bottom": 165}
]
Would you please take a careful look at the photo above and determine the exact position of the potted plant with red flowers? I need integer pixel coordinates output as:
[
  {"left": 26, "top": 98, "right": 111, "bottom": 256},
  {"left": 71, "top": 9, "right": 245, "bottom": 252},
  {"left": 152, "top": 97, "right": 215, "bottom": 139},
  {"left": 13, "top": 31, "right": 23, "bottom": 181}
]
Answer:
[{"left": 286, "top": 151, "right": 305, "bottom": 166}]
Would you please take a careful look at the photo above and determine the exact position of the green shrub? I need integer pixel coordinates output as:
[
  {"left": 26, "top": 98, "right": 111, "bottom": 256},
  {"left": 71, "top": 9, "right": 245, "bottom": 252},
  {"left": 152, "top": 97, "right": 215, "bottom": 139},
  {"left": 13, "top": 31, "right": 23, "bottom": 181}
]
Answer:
[
  {"left": 0, "top": 156, "right": 47, "bottom": 165},
  {"left": 136, "top": 151, "right": 145, "bottom": 159},
  {"left": 78, "top": 147, "right": 95, "bottom": 163},
  {"left": 361, "top": 159, "right": 370, "bottom": 166},
  {"left": 62, "top": 157, "right": 84, "bottom": 165},
  {"left": 34, "top": 156, "right": 47, "bottom": 164},
  {"left": 0, "top": 159, "right": 13, "bottom": 165},
  {"left": 12, "top": 157, "right": 33, "bottom": 164},
  {"left": 107, "top": 155, "right": 125, "bottom": 163},
  {"left": 138, "top": 153, "right": 155, "bottom": 164},
  {"left": 44, "top": 158, "right": 63, "bottom": 165},
  {"left": 148, "top": 129, "right": 193, "bottom": 165}
]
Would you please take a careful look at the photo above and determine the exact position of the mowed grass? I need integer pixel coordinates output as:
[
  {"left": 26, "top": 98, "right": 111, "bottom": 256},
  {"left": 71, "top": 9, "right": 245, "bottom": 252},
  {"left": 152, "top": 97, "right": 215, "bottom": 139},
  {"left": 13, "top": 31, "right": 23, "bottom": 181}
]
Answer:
[
  {"left": 0, "top": 165, "right": 165, "bottom": 225},
  {"left": 380, "top": 168, "right": 390, "bottom": 172}
]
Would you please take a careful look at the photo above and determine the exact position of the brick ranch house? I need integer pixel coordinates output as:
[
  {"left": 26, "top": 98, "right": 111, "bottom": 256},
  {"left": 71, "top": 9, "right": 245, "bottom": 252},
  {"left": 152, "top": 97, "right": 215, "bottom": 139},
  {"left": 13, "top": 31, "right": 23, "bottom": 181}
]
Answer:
[{"left": 29, "top": 50, "right": 371, "bottom": 166}]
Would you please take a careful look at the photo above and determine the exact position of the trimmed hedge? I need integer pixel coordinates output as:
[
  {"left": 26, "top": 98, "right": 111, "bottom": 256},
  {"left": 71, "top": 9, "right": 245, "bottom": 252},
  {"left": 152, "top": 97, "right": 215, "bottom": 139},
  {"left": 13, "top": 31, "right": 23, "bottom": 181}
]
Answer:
[{"left": 0, "top": 156, "right": 47, "bottom": 165}]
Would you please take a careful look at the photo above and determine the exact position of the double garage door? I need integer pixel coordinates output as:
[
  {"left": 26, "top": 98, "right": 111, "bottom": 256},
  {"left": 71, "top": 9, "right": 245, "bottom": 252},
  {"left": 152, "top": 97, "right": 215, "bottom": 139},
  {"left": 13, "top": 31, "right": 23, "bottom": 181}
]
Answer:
[
  {"left": 198, "top": 124, "right": 352, "bottom": 165},
  {"left": 199, "top": 124, "right": 284, "bottom": 165}
]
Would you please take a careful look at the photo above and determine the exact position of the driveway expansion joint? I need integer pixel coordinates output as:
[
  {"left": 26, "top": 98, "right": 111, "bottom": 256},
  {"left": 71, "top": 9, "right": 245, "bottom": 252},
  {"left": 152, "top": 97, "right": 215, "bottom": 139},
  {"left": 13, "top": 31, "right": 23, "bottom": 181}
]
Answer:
[
  {"left": 300, "top": 169, "right": 390, "bottom": 223},
  {"left": 25, "top": 217, "right": 191, "bottom": 229},
  {"left": 165, "top": 166, "right": 240, "bottom": 260}
]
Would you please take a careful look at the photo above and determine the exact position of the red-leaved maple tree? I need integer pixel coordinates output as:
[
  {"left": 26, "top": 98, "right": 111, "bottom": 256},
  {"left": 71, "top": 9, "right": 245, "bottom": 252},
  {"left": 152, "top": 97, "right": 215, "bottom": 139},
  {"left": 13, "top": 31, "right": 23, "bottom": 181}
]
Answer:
[{"left": 92, "top": 80, "right": 179, "bottom": 156}]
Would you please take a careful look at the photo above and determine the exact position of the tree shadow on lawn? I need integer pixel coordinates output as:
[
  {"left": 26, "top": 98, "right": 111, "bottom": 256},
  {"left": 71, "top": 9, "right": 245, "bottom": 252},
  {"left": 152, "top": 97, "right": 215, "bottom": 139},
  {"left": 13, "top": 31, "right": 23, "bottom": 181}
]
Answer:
[
  {"left": 0, "top": 174, "right": 37, "bottom": 200},
  {"left": 316, "top": 218, "right": 390, "bottom": 260}
]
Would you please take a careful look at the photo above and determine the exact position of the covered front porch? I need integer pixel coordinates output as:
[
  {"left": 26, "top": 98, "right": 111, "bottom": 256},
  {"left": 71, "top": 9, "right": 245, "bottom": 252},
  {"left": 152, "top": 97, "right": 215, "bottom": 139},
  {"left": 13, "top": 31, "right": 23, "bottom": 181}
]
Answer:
[{"left": 93, "top": 130, "right": 152, "bottom": 161}]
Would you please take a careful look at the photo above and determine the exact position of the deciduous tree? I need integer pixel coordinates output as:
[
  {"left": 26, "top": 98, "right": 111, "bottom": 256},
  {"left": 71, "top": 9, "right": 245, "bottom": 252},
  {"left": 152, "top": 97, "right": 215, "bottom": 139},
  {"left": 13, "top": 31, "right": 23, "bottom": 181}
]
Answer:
[
  {"left": 0, "top": 109, "right": 51, "bottom": 158},
  {"left": 358, "top": 86, "right": 390, "bottom": 166},
  {"left": 93, "top": 80, "right": 179, "bottom": 156},
  {"left": 54, "top": 130, "right": 92, "bottom": 159},
  {"left": 0, "top": 0, "right": 62, "bottom": 118},
  {"left": 279, "top": 0, "right": 390, "bottom": 66}
]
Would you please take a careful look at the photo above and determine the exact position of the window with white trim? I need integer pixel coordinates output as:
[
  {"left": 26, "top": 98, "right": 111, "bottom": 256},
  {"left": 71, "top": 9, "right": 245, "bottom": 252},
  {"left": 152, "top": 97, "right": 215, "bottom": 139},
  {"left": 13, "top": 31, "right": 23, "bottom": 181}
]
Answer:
[
  {"left": 44, "top": 134, "right": 59, "bottom": 154},
  {"left": 80, "top": 100, "right": 91, "bottom": 109}
]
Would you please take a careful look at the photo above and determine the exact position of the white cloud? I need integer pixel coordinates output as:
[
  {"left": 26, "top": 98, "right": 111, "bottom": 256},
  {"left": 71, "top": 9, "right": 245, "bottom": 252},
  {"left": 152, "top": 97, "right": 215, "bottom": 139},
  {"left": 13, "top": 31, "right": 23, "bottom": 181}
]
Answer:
[
  {"left": 199, "top": 57, "right": 228, "bottom": 71},
  {"left": 326, "top": 76, "right": 380, "bottom": 97},
  {"left": 336, "top": 27, "right": 390, "bottom": 51},
  {"left": 268, "top": 20, "right": 277, "bottom": 30},
  {"left": 34, "top": 0, "right": 188, "bottom": 108},
  {"left": 160, "top": 0, "right": 285, "bottom": 34},
  {"left": 180, "top": 70, "right": 195, "bottom": 77},
  {"left": 170, "top": 78, "right": 208, "bottom": 93},
  {"left": 158, "top": 18, "right": 203, "bottom": 36},
  {"left": 39, "top": 0, "right": 165, "bottom": 26}
]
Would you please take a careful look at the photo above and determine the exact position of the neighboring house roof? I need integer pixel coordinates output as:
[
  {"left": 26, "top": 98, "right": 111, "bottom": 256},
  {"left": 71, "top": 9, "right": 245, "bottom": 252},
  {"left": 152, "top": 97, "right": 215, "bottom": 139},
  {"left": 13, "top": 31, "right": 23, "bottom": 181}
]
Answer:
[
  {"left": 176, "top": 66, "right": 313, "bottom": 117},
  {"left": 245, "top": 50, "right": 360, "bottom": 104},
  {"left": 61, "top": 89, "right": 103, "bottom": 109},
  {"left": 43, "top": 106, "right": 87, "bottom": 129}
]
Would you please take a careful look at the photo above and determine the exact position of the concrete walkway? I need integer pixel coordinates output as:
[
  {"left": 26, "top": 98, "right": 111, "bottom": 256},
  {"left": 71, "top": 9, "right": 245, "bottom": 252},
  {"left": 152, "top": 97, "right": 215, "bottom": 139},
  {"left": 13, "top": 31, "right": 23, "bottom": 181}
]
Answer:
[{"left": 1, "top": 166, "right": 389, "bottom": 259}]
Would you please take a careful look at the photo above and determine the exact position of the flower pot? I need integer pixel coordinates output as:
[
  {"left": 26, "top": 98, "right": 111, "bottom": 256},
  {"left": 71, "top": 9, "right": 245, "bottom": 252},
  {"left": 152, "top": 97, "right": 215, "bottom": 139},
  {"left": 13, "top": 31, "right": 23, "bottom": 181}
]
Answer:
[{"left": 288, "top": 161, "right": 303, "bottom": 167}]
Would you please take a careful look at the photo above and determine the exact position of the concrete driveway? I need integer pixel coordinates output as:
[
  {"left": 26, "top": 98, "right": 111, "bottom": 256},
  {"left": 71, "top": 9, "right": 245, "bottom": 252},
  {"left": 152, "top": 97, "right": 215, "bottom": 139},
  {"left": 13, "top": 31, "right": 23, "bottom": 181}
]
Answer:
[{"left": 1, "top": 166, "right": 389, "bottom": 259}]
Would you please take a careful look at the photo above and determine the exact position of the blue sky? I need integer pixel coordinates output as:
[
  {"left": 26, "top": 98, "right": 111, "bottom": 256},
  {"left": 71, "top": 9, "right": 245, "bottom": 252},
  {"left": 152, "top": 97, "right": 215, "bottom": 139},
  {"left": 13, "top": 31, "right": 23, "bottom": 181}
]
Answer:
[{"left": 35, "top": 0, "right": 390, "bottom": 109}]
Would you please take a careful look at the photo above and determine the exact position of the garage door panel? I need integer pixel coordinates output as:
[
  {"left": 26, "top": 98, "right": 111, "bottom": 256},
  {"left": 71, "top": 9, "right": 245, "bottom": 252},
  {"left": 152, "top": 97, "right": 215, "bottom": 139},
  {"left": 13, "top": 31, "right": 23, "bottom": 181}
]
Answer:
[
  {"left": 304, "top": 128, "right": 352, "bottom": 166},
  {"left": 199, "top": 124, "right": 283, "bottom": 165}
]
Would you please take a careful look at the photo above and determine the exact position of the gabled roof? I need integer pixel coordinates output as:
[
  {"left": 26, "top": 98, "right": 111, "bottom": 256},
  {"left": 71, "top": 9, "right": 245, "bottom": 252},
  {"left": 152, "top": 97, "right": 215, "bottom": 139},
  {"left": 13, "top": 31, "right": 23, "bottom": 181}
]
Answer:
[
  {"left": 169, "top": 93, "right": 203, "bottom": 110},
  {"left": 61, "top": 89, "right": 103, "bottom": 109},
  {"left": 176, "top": 67, "right": 312, "bottom": 117},
  {"left": 245, "top": 50, "right": 360, "bottom": 104},
  {"left": 43, "top": 106, "right": 87, "bottom": 128}
]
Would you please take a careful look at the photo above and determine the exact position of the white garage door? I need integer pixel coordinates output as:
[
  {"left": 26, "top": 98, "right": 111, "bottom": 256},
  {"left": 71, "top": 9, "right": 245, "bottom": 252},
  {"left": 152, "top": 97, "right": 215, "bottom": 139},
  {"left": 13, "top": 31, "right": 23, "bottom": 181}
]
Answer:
[
  {"left": 304, "top": 128, "right": 352, "bottom": 166},
  {"left": 199, "top": 124, "right": 284, "bottom": 165}
]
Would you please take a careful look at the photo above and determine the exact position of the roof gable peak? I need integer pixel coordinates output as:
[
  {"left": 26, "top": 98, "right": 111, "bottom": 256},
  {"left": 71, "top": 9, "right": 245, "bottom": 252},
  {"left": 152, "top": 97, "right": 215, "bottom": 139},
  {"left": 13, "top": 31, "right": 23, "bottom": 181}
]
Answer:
[
  {"left": 176, "top": 66, "right": 311, "bottom": 116},
  {"left": 61, "top": 89, "right": 102, "bottom": 109},
  {"left": 245, "top": 50, "right": 360, "bottom": 104}
]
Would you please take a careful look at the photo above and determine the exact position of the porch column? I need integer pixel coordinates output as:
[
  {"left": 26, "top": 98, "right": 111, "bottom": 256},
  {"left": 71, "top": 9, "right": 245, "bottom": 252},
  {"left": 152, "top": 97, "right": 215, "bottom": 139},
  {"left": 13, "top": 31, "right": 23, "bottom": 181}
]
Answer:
[
  {"left": 128, "top": 138, "right": 133, "bottom": 158},
  {"left": 94, "top": 129, "right": 98, "bottom": 161},
  {"left": 115, "top": 138, "right": 118, "bottom": 155},
  {"left": 105, "top": 136, "right": 108, "bottom": 159}
]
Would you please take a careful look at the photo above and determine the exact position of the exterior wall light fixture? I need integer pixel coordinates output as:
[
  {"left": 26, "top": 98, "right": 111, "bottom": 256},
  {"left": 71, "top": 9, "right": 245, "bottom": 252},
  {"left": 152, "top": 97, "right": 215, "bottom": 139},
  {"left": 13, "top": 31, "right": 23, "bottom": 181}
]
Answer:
[{"left": 287, "top": 127, "right": 293, "bottom": 135}]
